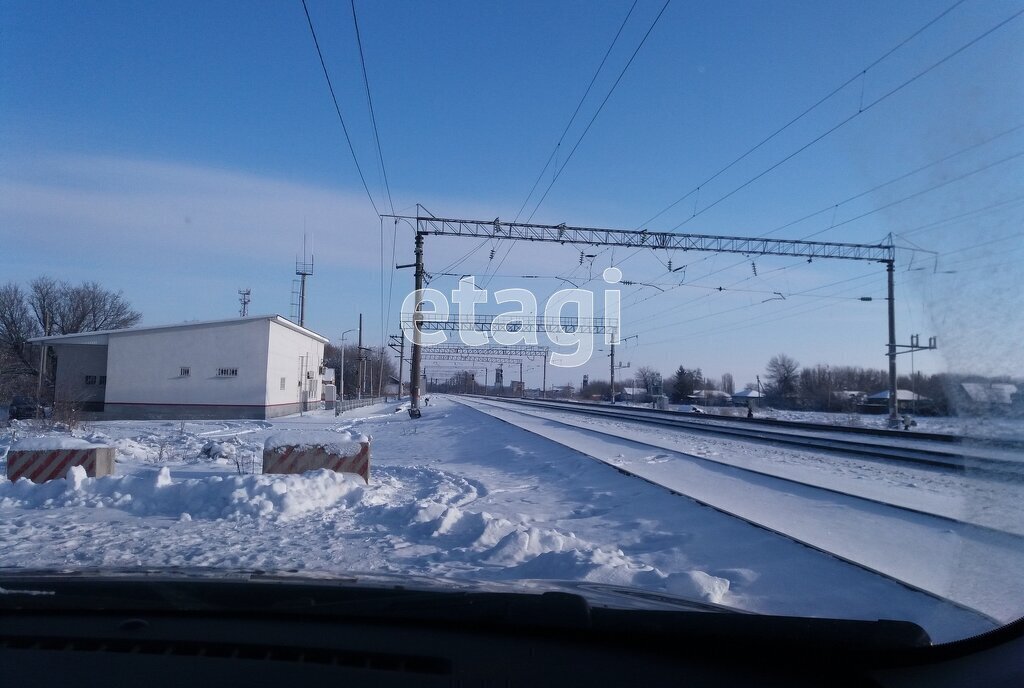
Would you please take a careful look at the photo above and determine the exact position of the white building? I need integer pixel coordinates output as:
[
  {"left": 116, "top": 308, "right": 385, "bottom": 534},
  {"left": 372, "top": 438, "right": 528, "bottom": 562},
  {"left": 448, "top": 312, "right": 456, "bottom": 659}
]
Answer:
[{"left": 32, "top": 315, "right": 328, "bottom": 420}]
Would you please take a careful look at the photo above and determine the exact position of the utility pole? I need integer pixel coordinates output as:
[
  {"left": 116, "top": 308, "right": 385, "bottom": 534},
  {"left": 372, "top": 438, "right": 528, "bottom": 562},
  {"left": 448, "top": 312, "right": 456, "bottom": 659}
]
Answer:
[
  {"left": 398, "top": 333, "right": 405, "bottom": 399},
  {"left": 408, "top": 232, "right": 425, "bottom": 417},
  {"left": 36, "top": 342, "right": 47, "bottom": 407},
  {"left": 519, "top": 361, "right": 524, "bottom": 398},
  {"left": 35, "top": 312, "right": 50, "bottom": 410},
  {"left": 542, "top": 352, "right": 547, "bottom": 399},
  {"left": 609, "top": 330, "right": 636, "bottom": 405},
  {"left": 886, "top": 260, "right": 898, "bottom": 428},
  {"left": 610, "top": 336, "right": 616, "bottom": 405},
  {"left": 357, "top": 313, "right": 363, "bottom": 400}
]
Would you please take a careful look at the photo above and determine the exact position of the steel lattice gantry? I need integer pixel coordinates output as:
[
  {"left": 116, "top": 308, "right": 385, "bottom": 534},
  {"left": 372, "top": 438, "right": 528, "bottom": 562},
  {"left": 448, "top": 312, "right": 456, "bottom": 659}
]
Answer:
[
  {"left": 417, "top": 344, "right": 550, "bottom": 359},
  {"left": 386, "top": 213, "right": 902, "bottom": 424},
  {"left": 419, "top": 345, "right": 551, "bottom": 395},
  {"left": 399, "top": 314, "right": 614, "bottom": 335},
  {"left": 389, "top": 215, "right": 895, "bottom": 263}
]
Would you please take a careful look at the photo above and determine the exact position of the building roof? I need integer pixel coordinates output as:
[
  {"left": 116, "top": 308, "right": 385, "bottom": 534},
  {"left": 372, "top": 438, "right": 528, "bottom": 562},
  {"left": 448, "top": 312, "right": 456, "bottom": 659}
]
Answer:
[
  {"left": 960, "top": 382, "right": 1018, "bottom": 404},
  {"left": 731, "top": 389, "right": 762, "bottom": 398},
  {"left": 28, "top": 314, "right": 330, "bottom": 346},
  {"left": 689, "top": 389, "right": 732, "bottom": 399},
  {"left": 865, "top": 389, "right": 927, "bottom": 401}
]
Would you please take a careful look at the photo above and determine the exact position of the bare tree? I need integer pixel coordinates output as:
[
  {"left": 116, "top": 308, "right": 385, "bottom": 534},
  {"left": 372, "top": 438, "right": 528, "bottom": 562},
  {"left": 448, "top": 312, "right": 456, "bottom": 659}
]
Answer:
[
  {"left": 798, "top": 364, "right": 833, "bottom": 411},
  {"left": 0, "top": 277, "right": 142, "bottom": 396},
  {"left": 634, "top": 366, "right": 661, "bottom": 395},
  {"left": 23, "top": 278, "right": 141, "bottom": 336},
  {"left": 28, "top": 277, "right": 61, "bottom": 335},
  {"left": 0, "top": 283, "right": 41, "bottom": 375},
  {"left": 721, "top": 373, "right": 735, "bottom": 395},
  {"left": 765, "top": 353, "right": 800, "bottom": 406}
]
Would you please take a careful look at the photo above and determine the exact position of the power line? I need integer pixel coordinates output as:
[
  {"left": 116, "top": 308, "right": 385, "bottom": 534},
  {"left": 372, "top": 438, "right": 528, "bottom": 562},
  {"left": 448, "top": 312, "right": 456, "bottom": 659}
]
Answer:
[
  {"left": 617, "top": 146, "right": 1024, "bottom": 317},
  {"left": 637, "top": 272, "right": 886, "bottom": 347},
  {"left": 349, "top": 0, "right": 397, "bottom": 393},
  {"left": 525, "top": 0, "right": 672, "bottom": 222},
  {"left": 899, "top": 193, "right": 1024, "bottom": 238},
  {"left": 638, "top": 0, "right": 969, "bottom": 229},
  {"left": 351, "top": 0, "right": 395, "bottom": 215},
  {"left": 666, "top": 5, "right": 1024, "bottom": 232},
  {"left": 513, "top": 0, "right": 639, "bottom": 223},
  {"left": 486, "top": 1, "right": 661, "bottom": 289},
  {"left": 936, "top": 230, "right": 1024, "bottom": 261},
  {"left": 766, "top": 123, "right": 1024, "bottom": 241},
  {"left": 800, "top": 150, "right": 1024, "bottom": 239},
  {"left": 581, "top": 124, "right": 1023, "bottom": 323},
  {"left": 300, "top": 0, "right": 380, "bottom": 216}
]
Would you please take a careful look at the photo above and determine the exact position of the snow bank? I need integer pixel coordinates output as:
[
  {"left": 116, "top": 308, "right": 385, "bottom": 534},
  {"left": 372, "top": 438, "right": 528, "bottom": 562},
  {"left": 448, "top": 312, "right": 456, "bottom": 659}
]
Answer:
[
  {"left": 11, "top": 437, "right": 109, "bottom": 450},
  {"left": 264, "top": 430, "right": 369, "bottom": 454},
  {"left": 0, "top": 466, "right": 366, "bottom": 522}
]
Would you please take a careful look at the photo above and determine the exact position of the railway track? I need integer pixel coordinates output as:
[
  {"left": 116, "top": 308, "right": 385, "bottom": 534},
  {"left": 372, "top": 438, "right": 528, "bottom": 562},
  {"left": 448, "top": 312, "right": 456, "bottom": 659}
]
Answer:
[
  {"left": 456, "top": 396, "right": 1024, "bottom": 627},
  {"left": 473, "top": 396, "right": 1023, "bottom": 476}
]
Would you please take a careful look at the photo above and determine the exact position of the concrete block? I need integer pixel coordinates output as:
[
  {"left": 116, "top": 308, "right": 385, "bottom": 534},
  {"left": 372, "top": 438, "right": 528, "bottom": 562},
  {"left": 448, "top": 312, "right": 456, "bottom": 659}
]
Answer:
[
  {"left": 262, "top": 440, "right": 370, "bottom": 483},
  {"left": 7, "top": 446, "right": 116, "bottom": 483}
]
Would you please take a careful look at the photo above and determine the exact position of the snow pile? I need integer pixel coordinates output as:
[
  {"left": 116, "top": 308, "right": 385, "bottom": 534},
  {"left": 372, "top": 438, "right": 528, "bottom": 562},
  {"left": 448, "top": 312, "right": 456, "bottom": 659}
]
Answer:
[
  {"left": 0, "top": 466, "right": 366, "bottom": 522},
  {"left": 201, "top": 441, "right": 236, "bottom": 460},
  {"left": 264, "top": 429, "right": 369, "bottom": 454},
  {"left": 11, "top": 436, "right": 109, "bottom": 451},
  {"left": 390, "top": 497, "right": 677, "bottom": 595},
  {"left": 662, "top": 570, "right": 732, "bottom": 604}
]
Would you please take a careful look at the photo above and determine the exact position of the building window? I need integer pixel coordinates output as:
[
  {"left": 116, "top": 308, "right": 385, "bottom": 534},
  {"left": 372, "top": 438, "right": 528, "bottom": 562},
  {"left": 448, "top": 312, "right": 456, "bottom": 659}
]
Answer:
[
  {"left": 280, "top": 377, "right": 287, "bottom": 390},
  {"left": 84, "top": 375, "right": 97, "bottom": 385},
  {"left": 217, "top": 368, "right": 239, "bottom": 377},
  {"left": 180, "top": 367, "right": 191, "bottom": 377},
  {"left": 99, "top": 376, "right": 107, "bottom": 386}
]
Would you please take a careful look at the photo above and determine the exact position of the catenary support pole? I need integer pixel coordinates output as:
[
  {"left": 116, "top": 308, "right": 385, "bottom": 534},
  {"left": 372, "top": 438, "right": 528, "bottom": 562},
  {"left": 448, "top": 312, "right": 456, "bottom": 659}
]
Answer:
[
  {"left": 887, "top": 260, "right": 899, "bottom": 428},
  {"left": 542, "top": 353, "right": 547, "bottom": 399},
  {"left": 357, "top": 313, "right": 363, "bottom": 400},
  {"left": 398, "top": 330, "right": 405, "bottom": 399},
  {"left": 409, "top": 232, "right": 424, "bottom": 417},
  {"left": 610, "top": 326, "right": 616, "bottom": 405}
]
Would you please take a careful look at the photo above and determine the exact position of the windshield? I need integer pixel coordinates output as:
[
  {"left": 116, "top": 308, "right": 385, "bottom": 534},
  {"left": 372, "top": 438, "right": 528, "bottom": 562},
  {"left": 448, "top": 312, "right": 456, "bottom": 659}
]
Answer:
[{"left": 1, "top": 0, "right": 1022, "bottom": 645}]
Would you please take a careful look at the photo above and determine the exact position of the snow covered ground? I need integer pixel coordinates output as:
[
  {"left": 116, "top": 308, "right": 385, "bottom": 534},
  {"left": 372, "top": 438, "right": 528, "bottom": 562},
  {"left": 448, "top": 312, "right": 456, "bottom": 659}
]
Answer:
[
  {"left": 0, "top": 396, "right": 1017, "bottom": 641},
  {"left": 679, "top": 404, "right": 1024, "bottom": 440}
]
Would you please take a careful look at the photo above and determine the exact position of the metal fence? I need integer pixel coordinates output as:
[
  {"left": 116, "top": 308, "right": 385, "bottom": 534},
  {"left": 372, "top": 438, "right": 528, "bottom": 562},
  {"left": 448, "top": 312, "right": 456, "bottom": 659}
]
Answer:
[{"left": 334, "top": 397, "right": 393, "bottom": 415}]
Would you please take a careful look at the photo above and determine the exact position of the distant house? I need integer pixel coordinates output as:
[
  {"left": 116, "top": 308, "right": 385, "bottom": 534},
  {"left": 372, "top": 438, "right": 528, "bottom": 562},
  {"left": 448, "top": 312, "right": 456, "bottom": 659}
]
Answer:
[
  {"left": 618, "top": 386, "right": 650, "bottom": 403},
  {"left": 859, "top": 389, "right": 928, "bottom": 414},
  {"left": 689, "top": 389, "right": 732, "bottom": 407},
  {"left": 31, "top": 314, "right": 328, "bottom": 420},
  {"left": 953, "top": 382, "right": 1020, "bottom": 414},
  {"left": 730, "top": 388, "right": 762, "bottom": 407}
]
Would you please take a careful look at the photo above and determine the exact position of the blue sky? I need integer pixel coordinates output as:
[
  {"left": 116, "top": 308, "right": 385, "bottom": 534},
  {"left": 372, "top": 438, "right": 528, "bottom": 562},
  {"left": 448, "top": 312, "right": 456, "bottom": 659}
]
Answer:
[{"left": 2, "top": 0, "right": 1022, "bottom": 388}]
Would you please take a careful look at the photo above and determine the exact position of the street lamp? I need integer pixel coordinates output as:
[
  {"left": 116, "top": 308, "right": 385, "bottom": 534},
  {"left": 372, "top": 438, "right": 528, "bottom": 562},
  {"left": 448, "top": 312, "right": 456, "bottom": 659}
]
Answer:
[{"left": 339, "top": 329, "right": 356, "bottom": 403}]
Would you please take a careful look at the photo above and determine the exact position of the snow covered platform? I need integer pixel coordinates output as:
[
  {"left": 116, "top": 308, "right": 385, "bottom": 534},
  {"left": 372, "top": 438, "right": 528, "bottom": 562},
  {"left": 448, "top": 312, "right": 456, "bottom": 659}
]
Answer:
[
  {"left": 7, "top": 437, "right": 115, "bottom": 483},
  {"left": 263, "top": 430, "right": 370, "bottom": 483}
]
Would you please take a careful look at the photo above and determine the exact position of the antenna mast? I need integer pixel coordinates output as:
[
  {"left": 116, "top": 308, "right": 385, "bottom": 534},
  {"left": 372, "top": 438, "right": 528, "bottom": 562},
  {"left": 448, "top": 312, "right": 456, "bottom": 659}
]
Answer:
[
  {"left": 292, "top": 234, "right": 314, "bottom": 327},
  {"left": 238, "top": 288, "right": 251, "bottom": 317}
]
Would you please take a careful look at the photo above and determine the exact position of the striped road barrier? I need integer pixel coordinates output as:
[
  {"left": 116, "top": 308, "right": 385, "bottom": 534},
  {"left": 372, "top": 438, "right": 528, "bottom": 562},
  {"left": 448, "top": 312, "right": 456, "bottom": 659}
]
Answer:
[
  {"left": 7, "top": 446, "right": 116, "bottom": 483},
  {"left": 262, "top": 439, "right": 370, "bottom": 483}
]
